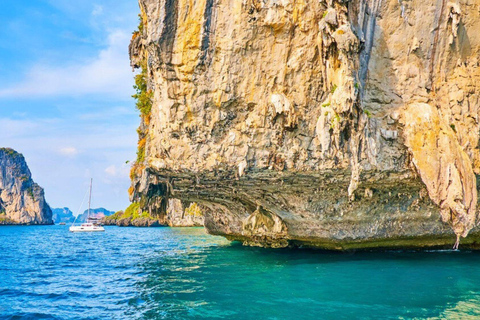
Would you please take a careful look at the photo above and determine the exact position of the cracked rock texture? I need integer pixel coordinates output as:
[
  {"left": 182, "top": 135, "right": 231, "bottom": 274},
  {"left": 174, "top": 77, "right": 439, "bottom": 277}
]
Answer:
[
  {"left": 129, "top": 0, "right": 480, "bottom": 249},
  {"left": 0, "top": 148, "right": 53, "bottom": 225},
  {"left": 166, "top": 200, "right": 204, "bottom": 227}
]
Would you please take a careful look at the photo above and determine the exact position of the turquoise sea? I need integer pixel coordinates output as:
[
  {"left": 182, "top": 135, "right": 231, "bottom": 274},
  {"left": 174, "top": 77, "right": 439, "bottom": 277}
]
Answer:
[{"left": 1, "top": 226, "right": 480, "bottom": 319}]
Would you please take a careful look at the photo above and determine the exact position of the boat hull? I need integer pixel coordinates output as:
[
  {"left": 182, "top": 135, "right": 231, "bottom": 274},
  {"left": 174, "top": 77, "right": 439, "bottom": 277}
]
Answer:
[{"left": 69, "top": 226, "right": 105, "bottom": 232}]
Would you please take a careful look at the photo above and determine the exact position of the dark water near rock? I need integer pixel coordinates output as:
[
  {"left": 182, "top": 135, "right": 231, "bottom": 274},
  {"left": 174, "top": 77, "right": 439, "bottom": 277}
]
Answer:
[{"left": 1, "top": 226, "right": 480, "bottom": 319}]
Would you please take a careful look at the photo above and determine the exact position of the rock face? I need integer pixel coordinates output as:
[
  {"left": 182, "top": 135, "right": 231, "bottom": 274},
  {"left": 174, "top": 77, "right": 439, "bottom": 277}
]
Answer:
[
  {"left": 166, "top": 200, "right": 204, "bottom": 227},
  {"left": 402, "top": 103, "right": 477, "bottom": 247},
  {"left": 0, "top": 148, "right": 53, "bottom": 225},
  {"left": 129, "top": 0, "right": 480, "bottom": 249},
  {"left": 103, "top": 216, "right": 162, "bottom": 227}
]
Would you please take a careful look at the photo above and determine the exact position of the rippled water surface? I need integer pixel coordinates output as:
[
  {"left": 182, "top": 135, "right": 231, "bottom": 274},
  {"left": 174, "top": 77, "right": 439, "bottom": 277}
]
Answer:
[{"left": 1, "top": 226, "right": 480, "bottom": 319}]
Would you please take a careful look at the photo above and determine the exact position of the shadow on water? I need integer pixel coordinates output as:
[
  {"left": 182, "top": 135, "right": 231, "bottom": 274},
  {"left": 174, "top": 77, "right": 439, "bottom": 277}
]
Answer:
[{"left": 130, "top": 233, "right": 480, "bottom": 320}]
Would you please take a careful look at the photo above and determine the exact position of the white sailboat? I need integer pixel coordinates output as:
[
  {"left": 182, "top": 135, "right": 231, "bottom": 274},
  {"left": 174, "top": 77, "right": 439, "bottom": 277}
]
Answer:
[{"left": 69, "top": 179, "right": 105, "bottom": 232}]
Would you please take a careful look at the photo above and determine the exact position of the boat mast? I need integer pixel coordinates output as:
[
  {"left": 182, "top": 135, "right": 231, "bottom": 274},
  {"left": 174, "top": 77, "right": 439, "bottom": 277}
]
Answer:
[{"left": 88, "top": 178, "right": 92, "bottom": 220}]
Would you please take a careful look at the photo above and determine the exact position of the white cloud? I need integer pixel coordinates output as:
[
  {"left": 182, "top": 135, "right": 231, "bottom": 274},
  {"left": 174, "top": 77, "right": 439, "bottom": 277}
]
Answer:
[
  {"left": 0, "top": 118, "right": 59, "bottom": 138},
  {"left": 78, "top": 106, "right": 136, "bottom": 120},
  {"left": 0, "top": 0, "right": 139, "bottom": 212},
  {"left": 104, "top": 164, "right": 129, "bottom": 179},
  {"left": 0, "top": 30, "right": 133, "bottom": 99},
  {"left": 105, "top": 164, "right": 117, "bottom": 176},
  {"left": 92, "top": 4, "right": 104, "bottom": 16},
  {"left": 59, "top": 147, "right": 79, "bottom": 157},
  {"left": 0, "top": 119, "right": 38, "bottom": 137}
]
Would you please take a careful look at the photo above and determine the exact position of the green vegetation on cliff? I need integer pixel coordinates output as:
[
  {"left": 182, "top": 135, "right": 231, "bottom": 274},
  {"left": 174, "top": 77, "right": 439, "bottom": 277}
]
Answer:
[
  {"left": 104, "top": 210, "right": 122, "bottom": 222},
  {"left": 184, "top": 203, "right": 203, "bottom": 217},
  {"left": 131, "top": 60, "right": 151, "bottom": 175},
  {"left": 129, "top": 14, "right": 152, "bottom": 188},
  {"left": 0, "top": 148, "right": 23, "bottom": 160},
  {"left": 0, "top": 214, "right": 16, "bottom": 224},
  {"left": 132, "top": 62, "right": 152, "bottom": 117},
  {"left": 105, "top": 203, "right": 153, "bottom": 221}
]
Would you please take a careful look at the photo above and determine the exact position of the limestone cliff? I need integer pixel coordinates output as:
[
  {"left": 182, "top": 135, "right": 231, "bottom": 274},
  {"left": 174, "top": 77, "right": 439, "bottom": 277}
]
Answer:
[
  {"left": 129, "top": 0, "right": 480, "bottom": 249},
  {"left": 0, "top": 148, "right": 53, "bottom": 225}
]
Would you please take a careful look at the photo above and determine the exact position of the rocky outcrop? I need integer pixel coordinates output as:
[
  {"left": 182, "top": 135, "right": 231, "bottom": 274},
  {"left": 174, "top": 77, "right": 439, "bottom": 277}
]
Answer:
[
  {"left": 166, "top": 199, "right": 204, "bottom": 227},
  {"left": 242, "top": 205, "right": 289, "bottom": 248},
  {"left": 129, "top": 0, "right": 480, "bottom": 249},
  {"left": 0, "top": 148, "right": 53, "bottom": 225},
  {"left": 101, "top": 208, "right": 160, "bottom": 227},
  {"left": 103, "top": 216, "right": 162, "bottom": 227},
  {"left": 102, "top": 201, "right": 203, "bottom": 227},
  {"left": 402, "top": 103, "right": 477, "bottom": 248}
]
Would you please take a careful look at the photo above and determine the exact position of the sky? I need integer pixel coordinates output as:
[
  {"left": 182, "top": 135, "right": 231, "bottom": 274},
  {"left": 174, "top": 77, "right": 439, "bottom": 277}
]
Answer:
[{"left": 0, "top": 0, "right": 141, "bottom": 213}]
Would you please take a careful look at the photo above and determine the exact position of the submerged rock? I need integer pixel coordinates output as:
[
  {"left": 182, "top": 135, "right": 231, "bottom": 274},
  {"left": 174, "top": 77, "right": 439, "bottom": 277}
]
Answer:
[
  {"left": 0, "top": 148, "right": 53, "bottom": 225},
  {"left": 127, "top": 0, "right": 480, "bottom": 249}
]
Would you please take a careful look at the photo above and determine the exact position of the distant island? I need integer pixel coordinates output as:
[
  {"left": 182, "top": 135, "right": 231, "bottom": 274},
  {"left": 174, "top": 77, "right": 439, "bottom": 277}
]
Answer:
[
  {"left": 53, "top": 207, "right": 114, "bottom": 224},
  {"left": 0, "top": 148, "right": 53, "bottom": 225},
  {"left": 52, "top": 208, "right": 75, "bottom": 224}
]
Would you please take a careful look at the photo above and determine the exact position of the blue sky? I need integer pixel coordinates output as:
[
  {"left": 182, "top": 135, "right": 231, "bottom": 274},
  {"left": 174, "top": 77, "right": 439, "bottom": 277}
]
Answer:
[{"left": 0, "top": 0, "right": 141, "bottom": 213}]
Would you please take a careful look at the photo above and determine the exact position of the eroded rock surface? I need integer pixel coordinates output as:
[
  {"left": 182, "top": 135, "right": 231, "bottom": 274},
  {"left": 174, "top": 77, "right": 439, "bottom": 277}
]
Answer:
[
  {"left": 166, "top": 199, "right": 204, "bottom": 227},
  {"left": 0, "top": 148, "right": 53, "bottom": 225},
  {"left": 403, "top": 103, "right": 477, "bottom": 244},
  {"left": 243, "top": 205, "right": 289, "bottom": 248},
  {"left": 129, "top": 0, "right": 480, "bottom": 249}
]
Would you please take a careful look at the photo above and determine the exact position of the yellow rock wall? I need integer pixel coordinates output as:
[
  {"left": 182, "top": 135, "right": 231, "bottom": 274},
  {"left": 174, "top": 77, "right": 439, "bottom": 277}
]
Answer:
[{"left": 129, "top": 0, "right": 480, "bottom": 247}]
